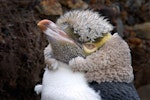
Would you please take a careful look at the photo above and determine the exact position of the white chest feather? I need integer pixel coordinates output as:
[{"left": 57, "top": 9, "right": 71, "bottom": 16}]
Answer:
[{"left": 34, "top": 62, "right": 101, "bottom": 100}]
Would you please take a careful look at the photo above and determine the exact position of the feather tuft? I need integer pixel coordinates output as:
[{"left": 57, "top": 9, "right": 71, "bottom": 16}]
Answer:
[{"left": 56, "top": 10, "right": 113, "bottom": 42}]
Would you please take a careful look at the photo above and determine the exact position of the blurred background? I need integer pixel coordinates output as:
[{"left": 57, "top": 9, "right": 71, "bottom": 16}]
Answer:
[{"left": 0, "top": 0, "right": 150, "bottom": 100}]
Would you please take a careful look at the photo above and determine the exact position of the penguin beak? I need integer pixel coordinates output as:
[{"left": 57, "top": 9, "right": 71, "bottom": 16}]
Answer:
[{"left": 37, "top": 19, "right": 75, "bottom": 44}]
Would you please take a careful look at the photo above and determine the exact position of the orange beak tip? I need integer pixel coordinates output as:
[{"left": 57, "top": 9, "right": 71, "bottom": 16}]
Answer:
[{"left": 37, "top": 19, "right": 50, "bottom": 31}]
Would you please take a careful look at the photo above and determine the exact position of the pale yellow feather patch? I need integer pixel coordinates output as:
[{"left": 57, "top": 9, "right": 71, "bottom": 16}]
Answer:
[{"left": 83, "top": 33, "right": 112, "bottom": 54}]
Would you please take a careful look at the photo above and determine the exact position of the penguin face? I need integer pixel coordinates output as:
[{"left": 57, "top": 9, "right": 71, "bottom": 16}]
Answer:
[
  {"left": 38, "top": 10, "right": 113, "bottom": 63},
  {"left": 37, "top": 19, "right": 85, "bottom": 63},
  {"left": 56, "top": 10, "right": 113, "bottom": 54},
  {"left": 61, "top": 25, "right": 112, "bottom": 54}
]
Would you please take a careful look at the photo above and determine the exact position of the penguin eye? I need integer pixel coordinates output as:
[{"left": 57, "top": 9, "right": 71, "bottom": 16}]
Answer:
[
  {"left": 64, "top": 28, "right": 80, "bottom": 42},
  {"left": 88, "top": 28, "right": 91, "bottom": 33},
  {"left": 93, "top": 37, "right": 102, "bottom": 43},
  {"left": 74, "top": 30, "right": 78, "bottom": 34}
]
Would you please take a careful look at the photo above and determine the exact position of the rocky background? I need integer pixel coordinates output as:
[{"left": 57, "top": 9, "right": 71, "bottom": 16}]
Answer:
[{"left": 0, "top": 0, "right": 150, "bottom": 100}]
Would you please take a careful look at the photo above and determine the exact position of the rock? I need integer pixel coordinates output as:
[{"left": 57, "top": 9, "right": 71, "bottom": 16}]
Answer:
[
  {"left": 133, "top": 23, "right": 150, "bottom": 40},
  {"left": 123, "top": 25, "right": 136, "bottom": 38},
  {"left": 0, "top": 1, "right": 46, "bottom": 99},
  {"left": 137, "top": 84, "right": 150, "bottom": 100},
  {"left": 140, "top": 2, "right": 150, "bottom": 22},
  {"left": 120, "top": 10, "right": 128, "bottom": 23},
  {"left": 58, "top": 0, "right": 88, "bottom": 9},
  {"left": 127, "top": 37, "right": 143, "bottom": 48},
  {"left": 97, "top": 5, "right": 120, "bottom": 19},
  {"left": 126, "top": 0, "right": 143, "bottom": 10},
  {"left": 0, "top": 34, "right": 6, "bottom": 44},
  {"left": 95, "top": 4, "right": 124, "bottom": 37},
  {"left": 36, "top": 0, "right": 63, "bottom": 15},
  {"left": 12, "top": 0, "right": 33, "bottom": 6},
  {"left": 132, "top": 44, "right": 150, "bottom": 88},
  {"left": 127, "top": 15, "right": 136, "bottom": 25}
]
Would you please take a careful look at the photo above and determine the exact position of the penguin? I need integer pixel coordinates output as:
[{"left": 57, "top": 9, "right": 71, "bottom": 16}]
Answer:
[
  {"left": 34, "top": 19, "right": 101, "bottom": 100},
  {"left": 36, "top": 10, "right": 140, "bottom": 100}
]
